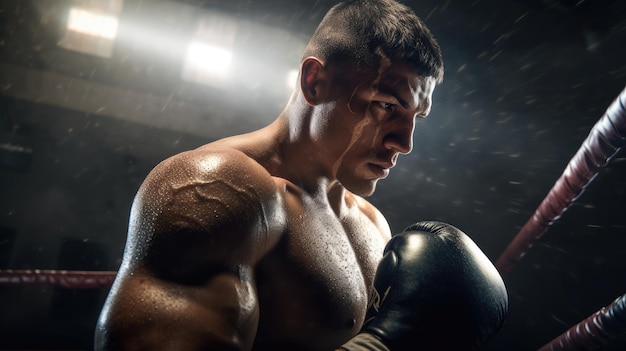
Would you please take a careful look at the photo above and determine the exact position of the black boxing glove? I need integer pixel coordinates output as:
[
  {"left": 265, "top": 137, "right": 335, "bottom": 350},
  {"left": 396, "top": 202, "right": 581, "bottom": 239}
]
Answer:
[{"left": 355, "top": 221, "right": 508, "bottom": 351}]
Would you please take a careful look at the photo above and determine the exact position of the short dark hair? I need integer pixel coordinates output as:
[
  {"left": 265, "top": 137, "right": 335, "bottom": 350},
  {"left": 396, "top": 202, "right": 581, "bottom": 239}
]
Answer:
[{"left": 303, "top": 0, "right": 444, "bottom": 82}]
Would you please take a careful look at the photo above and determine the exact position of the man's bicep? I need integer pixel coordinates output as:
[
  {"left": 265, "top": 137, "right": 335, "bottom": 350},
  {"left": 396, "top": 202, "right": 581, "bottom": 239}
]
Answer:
[{"left": 97, "top": 266, "right": 259, "bottom": 350}]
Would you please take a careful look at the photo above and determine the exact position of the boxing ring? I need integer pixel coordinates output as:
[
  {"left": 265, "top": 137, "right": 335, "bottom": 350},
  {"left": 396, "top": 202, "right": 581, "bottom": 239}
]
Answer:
[{"left": 0, "top": 86, "right": 625, "bottom": 350}]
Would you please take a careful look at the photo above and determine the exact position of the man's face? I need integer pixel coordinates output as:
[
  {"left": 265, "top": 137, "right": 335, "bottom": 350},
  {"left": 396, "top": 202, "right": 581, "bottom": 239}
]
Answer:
[{"left": 319, "top": 60, "right": 437, "bottom": 197}]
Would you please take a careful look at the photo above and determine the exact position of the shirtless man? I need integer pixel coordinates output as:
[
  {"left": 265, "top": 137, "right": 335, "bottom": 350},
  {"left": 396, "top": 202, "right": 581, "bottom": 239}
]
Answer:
[{"left": 95, "top": 1, "right": 508, "bottom": 350}]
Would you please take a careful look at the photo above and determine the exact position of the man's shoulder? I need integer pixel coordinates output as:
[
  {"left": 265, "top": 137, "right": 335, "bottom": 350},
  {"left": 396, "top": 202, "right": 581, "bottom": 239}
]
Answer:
[
  {"left": 147, "top": 145, "right": 275, "bottom": 190},
  {"left": 130, "top": 145, "right": 285, "bottom": 264},
  {"left": 136, "top": 145, "right": 284, "bottom": 227}
]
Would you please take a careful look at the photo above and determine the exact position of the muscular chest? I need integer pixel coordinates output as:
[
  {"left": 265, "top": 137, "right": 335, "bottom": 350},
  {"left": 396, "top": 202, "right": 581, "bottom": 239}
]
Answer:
[{"left": 254, "top": 195, "right": 386, "bottom": 349}]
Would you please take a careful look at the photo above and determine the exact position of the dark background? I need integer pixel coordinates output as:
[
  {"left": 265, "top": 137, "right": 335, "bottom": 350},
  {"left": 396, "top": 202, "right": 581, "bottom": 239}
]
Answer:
[{"left": 0, "top": 0, "right": 625, "bottom": 349}]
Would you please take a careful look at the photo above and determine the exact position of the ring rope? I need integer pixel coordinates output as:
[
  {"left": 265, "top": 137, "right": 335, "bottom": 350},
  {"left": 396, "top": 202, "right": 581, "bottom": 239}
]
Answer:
[
  {"left": 0, "top": 269, "right": 116, "bottom": 288},
  {"left": 537, "top": 293, "right": 626, "bottom": 351},
  {"left": 495, "top": 85, "right": 626, "bottom": 275}
]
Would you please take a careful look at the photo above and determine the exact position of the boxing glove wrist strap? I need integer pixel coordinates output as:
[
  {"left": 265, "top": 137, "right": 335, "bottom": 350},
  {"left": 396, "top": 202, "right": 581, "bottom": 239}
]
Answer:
[{"left": 339, "top": 332, "right": 390, "bottom": 351}]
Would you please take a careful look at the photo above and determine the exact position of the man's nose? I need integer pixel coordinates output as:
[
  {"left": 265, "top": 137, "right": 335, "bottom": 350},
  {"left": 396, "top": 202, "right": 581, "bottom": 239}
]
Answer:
[{"left": 382, "top": 117, "right": 414, "bottom": 154}]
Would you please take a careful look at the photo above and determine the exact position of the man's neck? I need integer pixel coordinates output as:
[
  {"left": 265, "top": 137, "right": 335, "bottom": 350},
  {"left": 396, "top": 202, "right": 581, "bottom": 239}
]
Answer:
[{"left": 270, "top": 111, "right": 341, "bottom": 194}]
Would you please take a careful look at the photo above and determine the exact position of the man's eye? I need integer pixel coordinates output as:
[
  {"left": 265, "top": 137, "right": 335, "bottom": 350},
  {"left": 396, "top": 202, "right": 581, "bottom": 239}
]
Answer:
[{"left": 377, "top": 101, "right": 395, "bottom": 111}]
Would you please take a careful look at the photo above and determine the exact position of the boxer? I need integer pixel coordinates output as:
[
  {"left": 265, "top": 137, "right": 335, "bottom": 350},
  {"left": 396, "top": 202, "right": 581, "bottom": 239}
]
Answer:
[{"left": 95, "top": 1, "right": 507, "bottom": 350}]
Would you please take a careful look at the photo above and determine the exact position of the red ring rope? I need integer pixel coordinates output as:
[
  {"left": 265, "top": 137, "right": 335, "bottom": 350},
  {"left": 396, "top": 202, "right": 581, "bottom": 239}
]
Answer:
[
  {"left": 537, "top": 293, "right": 626, "bottom": 351},
  {"left": 496, "top": 86, "right": 626, "bottom": 275},
  {"left": 0, "top": 269, "right": 116, "bottom": 288}
]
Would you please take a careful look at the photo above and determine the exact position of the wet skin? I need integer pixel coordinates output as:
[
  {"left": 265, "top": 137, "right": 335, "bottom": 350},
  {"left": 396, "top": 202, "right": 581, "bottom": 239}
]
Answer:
[{"left": 95, "top": 57, "right": 436, "bottom": 351}]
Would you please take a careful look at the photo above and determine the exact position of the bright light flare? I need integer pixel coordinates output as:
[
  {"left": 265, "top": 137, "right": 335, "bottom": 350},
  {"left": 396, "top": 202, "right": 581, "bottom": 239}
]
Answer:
[
  {"left": 185, "top": 42, "right": 233, "bottom": 77},
  {"left": 67, "top": 8, "right": 119, "bottom": 39}
]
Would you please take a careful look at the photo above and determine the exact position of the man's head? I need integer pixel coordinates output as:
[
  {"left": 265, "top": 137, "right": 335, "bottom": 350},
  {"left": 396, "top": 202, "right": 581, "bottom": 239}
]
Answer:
[
  {"left": 294, "top": 0, "right": 443, "bottom": 197},
  {"left": 303, "top": 0, "right": 443, "bottom": 83}
]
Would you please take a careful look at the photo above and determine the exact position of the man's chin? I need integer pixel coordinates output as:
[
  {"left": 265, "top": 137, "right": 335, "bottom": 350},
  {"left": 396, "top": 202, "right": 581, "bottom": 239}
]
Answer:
[{"left": 343, "top": 178, "right": 379, "bottom": 197}]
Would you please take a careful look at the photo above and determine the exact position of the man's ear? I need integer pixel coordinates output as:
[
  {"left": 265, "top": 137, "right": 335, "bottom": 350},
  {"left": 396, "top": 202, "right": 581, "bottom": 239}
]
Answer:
[{"left": 300, "top": 56, "right": 328, "bottom": 105}]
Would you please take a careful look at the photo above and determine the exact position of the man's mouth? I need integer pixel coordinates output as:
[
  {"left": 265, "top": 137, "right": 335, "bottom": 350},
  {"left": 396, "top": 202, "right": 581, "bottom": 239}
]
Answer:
[{"left": 367, "top": 162, "right": 393, "bottom": 179}]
